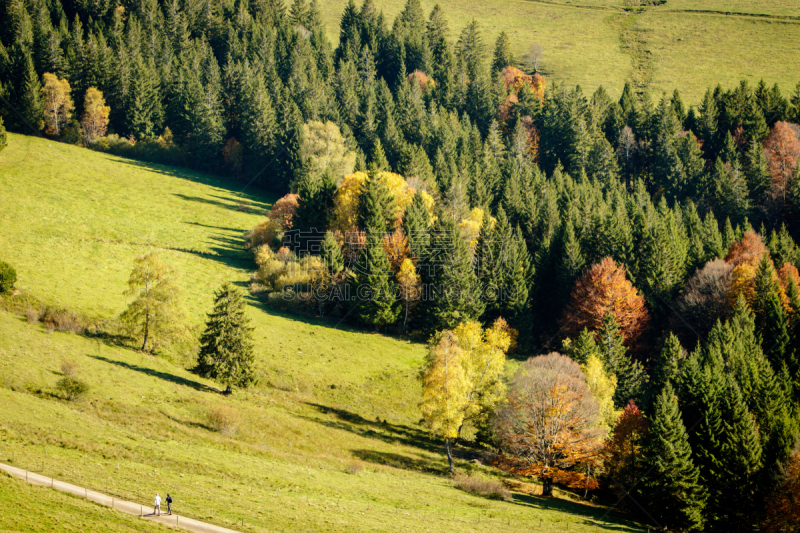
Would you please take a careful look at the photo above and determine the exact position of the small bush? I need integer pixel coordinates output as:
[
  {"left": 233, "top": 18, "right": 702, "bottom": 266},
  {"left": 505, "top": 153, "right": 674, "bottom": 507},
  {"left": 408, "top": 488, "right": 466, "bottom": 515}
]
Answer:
[
  {"left": 25, "top": 307, "right": 40, "bottom": 323},
  {"left": 207, "top": 406, "right": 241, "bottom": 435},
  {"left": 453, "top": 474, "right": 512, "bottom": 501},
  {"left": 56, "top": 376, "right": 89, "bottom": 401},
  {"left": 41, "top": 307, "right": 86, "bottom": 334},
  {"left": 60, "top": 358, "right": 79, "bottom": 376},
  {"left": 0, "top": 261, "right": 16, "bottom": 293},
  {"left": 346, "top": 461, "right": 363, "bottom": 475}
]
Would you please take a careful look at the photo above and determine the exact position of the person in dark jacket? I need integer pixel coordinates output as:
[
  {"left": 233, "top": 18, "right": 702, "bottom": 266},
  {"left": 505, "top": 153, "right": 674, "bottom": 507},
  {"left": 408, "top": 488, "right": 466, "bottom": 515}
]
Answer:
[{"left": 166, "top": 494, "right": 173, "bottom": 515}]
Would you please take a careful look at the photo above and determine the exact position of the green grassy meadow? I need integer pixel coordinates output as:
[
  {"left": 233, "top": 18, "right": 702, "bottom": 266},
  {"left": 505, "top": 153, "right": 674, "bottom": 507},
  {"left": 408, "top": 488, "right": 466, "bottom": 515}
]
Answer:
[
  {"left": 316, "top": 0, "right": 800, "bottom": 103},
  {"left": 0, "top": 133, "right": 645, "bottom": 532}
]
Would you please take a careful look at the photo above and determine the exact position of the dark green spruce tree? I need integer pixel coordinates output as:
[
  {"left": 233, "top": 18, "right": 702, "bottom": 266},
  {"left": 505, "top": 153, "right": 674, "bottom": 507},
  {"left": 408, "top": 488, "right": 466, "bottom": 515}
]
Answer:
[
  {"left": 320, "top": 231, "right": 344, "bottom": 275},
  {"left": 197, "top": 283, "right": 256, "bottom": 393},
  {"left": 418, "top": 215, "right": 484, "bottom": 332},
  {"left": 355, "top": 194, "right": 399, "bottom": 329},
  {"left": 753, "top": 254, "right": 790, "bottom": 369},
  {"left": 403, "top": 190, "right": 431, "bottom": 260},
  {"left": 637, "top": 383, "right": 706, "bottom": 533},
  {"left": 597, "top": 313, "right": 646, "bottom": 407}
]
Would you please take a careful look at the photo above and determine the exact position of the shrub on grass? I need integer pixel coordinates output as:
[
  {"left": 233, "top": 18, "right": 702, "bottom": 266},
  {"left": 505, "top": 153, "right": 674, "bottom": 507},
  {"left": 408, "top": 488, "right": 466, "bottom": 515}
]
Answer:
[
  {"left": 207, "top": 406, "right": 241, "bottom": 435},
  {"left": 453, "top": 474, "right": 512, "bottom": 501},
  {"left": 41, "top": 307, "right": 86, "bottom": 334},
  {"left": 56, "top": 376, "right": 89, "bottom": 401},
  {"left": 346, "top": 461, "right": 363, "bottom": 475},
  {"left": 0, "top": 261, "right": 16, "bottom": 293},
  {"left": 25, "top": 307, "right": 40, "bottom": 323},
  {"left": 60, "top": 358, "right": 79, "bottom": 376}
]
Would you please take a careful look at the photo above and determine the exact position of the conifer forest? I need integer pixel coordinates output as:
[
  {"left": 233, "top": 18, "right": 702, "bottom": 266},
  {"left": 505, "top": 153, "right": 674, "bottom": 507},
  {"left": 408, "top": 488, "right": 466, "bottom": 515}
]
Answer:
[{"left": 2, "top": 0, "right": 800, "bottom": 531}]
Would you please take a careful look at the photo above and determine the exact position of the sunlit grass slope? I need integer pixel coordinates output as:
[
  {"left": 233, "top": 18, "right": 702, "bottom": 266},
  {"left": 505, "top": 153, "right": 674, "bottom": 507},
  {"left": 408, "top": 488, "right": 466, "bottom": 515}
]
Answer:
[{"left": 0, "top": 134, "right": 644, "bottom": 532}]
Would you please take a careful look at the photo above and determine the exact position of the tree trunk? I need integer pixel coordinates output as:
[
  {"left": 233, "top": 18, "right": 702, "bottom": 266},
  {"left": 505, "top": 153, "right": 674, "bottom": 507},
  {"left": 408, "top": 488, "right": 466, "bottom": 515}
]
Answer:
[
  {"left": 402, "top": 301, "right": 409, "bottom": 334},
  {"left": 141, "top": 312, "right": 150, "bottom": 352},
  {"left": 542, "top": 478, "right": 554, "bottom": 497},
  {"left": 445, "top": 439, "right": 454, "bottom": 473}
]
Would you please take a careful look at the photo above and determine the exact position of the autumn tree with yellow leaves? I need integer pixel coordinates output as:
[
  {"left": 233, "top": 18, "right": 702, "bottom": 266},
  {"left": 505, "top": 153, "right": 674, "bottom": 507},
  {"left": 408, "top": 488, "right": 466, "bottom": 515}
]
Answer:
[
  {"left": 41, "top": 72, "right": 74, "bottom": 136},
  {"left": 420, "top": 319, "right": 514, "bottom": 471},
  {"left": 420, "top": 331, "right": 468, "bottom": 473},
  {"left": 81, "top": 87, "right": 110, "bottom": 143}
]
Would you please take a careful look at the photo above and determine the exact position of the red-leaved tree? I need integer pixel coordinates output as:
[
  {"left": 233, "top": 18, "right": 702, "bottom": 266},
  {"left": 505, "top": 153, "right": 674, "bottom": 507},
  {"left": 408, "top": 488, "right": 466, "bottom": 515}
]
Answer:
[
  {"left": 725, "top": 230, "right": 767, "bottom": 267},
  {"left": 763, "top": 446, "right": 800, "bottom": 533},
  {"left": 603, "top": 401, "right": 649, "bottom": 505},
  {"left": 268, "top": 193, "right": 300, "bottom": 232}
]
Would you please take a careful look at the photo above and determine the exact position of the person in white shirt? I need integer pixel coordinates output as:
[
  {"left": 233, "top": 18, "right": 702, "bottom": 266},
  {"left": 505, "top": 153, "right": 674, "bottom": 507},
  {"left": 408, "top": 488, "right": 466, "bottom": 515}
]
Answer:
[{"left": 154, "top": 494, "right": 161, "bottom": 516}]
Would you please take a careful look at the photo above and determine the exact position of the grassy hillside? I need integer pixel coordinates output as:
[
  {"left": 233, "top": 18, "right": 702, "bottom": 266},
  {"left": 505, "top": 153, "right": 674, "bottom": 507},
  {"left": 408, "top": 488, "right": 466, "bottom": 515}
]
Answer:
[
  {"left": 317, "top": 0, "right": 800, "bottom": 103},
  {"left": 0, "top": 133, "right": 644, "bottom": 532}
]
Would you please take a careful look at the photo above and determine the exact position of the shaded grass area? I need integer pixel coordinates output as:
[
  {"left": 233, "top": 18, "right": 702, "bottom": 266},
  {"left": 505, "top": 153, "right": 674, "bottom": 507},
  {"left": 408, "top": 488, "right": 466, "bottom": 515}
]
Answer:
[
  {"left": 315, "top": 0, "right": 800, "bottom": 103},
  {"left": 0, "top": 471, "right": 168, "bottom": 532}
]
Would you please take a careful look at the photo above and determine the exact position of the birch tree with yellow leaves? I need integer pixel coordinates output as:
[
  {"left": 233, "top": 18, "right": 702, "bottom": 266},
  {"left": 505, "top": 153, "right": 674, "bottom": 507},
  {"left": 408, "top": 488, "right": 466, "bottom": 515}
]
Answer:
[{"left": 420, "top": 331, "right": 468, "bottom": 473}]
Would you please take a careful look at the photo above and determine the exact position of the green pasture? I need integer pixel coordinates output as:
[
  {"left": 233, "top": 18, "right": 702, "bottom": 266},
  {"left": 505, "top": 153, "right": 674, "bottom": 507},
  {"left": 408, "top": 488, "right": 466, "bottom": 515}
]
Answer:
[{"left": 316, "top": 0, "right": 800, "bottom": 103}]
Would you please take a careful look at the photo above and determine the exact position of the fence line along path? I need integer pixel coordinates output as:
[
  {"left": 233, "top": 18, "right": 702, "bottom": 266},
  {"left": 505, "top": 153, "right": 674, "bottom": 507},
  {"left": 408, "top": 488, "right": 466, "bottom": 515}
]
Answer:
[{"left": 0, "top": 461, "right": 241, "bottom": 533}]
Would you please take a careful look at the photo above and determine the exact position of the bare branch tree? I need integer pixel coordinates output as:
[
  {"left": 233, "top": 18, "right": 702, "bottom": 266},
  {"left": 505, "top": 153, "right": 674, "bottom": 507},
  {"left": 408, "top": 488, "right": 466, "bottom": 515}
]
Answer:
[{"left": 525, "top": 43, "right": 544, "bottom": 73}]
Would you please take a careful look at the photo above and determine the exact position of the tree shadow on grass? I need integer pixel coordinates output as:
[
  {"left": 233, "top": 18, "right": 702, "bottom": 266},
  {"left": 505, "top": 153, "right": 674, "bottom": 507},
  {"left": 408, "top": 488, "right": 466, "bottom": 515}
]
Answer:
[
  {"left": 510, "top": 492, "right": 644, "bottom": 532},
  {"left": 88, "top": 355, "right": 219, "bottom": 393},
  {"left": 172, "top": 193, "right": 271, "bottom": 215},
  {"left": 184, "top": 221, "right": 248, "bottom": 234},
  {"left": 351, "top": 449, "right": 443, "bottom": 474},
  {"left": 110, "top": 157, "right": 275, "bottom": 210},
  {"left": 168, "top": 234, "right": 253, "bottom": 272},
  {"left": 160, "top": 411, "right": 215, "bottom": 433},
  {"left": 305, "top": 405, "right": 644, "bottom": 530},
  {"left": 303, "top": 403, "right": 439, "bottom": 453}
]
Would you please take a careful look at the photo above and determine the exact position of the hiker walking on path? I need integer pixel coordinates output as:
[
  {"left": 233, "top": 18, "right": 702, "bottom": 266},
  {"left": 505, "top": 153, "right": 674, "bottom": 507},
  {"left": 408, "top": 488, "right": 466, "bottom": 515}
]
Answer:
[
  {"left": 166, "top": 494, "right": 173, "bottom": 515},
  {"left": 154, "top": 493, "right": 161, "bottom": 516}
]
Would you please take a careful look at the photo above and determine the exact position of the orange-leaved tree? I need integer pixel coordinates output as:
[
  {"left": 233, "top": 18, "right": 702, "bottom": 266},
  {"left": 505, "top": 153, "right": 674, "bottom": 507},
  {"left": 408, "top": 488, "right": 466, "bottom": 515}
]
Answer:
[
  {"left": 407, "top": 70, "right": 434, "bottom": 92},
  {"left": 382, "top": 227, "right": 410, "bottom": 272},
  {"left": 763, "top": 446, "right": 800, "bottom": 533},
  {"left": 268, "top": 193, "right": 300, "bottom": 232},
  {"left": 778, "top": 262, "right": 800, "bottom": 298},
  {"left": 562, "top": 257, "right": 650, "bottom": 351},
  {"left": 724, "top": 230, "right": 767, "bottom": 267},
  {"left": 764, "top": 121, "right": 800, "bottom": 207},
  {"left": 492, "top": 352, "right": 605, "bottom": 497}
]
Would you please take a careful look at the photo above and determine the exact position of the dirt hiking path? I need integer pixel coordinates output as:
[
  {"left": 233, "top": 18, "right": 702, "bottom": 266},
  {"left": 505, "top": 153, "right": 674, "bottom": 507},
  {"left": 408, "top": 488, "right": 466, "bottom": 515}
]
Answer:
[{"left": 0, "top": 461, "right": 241, "bottom": 533}]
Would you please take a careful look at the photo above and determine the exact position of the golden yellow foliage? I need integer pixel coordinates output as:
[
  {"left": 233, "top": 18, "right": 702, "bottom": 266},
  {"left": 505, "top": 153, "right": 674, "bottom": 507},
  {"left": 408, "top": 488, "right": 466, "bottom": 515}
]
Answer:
[
  {"left": 42, "top": 72, "right": 74, "bottom": 136},
  {"left": 420, "top": 331, "right": 469, "bottom": 441},
  {"left": 246, "top": 218, "right": 282, "bottom": 250},
  {"left": 452, "top": 319, "right": 510, "bottom": 434},
  {"left": 581, "top": 354, "right": 619, "bottom": 431},
  {"left": 81, "top": 87, "right": 110, "bottom": 142},
  {"left": 728, "top": 262, "right": 758, "bottom": 310},
  {"left": 331, "top": 171, "right": 433, "bottom": 233}
]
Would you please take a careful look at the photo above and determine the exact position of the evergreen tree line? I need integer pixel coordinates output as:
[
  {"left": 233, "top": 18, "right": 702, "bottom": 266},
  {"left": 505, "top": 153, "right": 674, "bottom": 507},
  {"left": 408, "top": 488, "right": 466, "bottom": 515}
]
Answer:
[
  {"left": 632, "top": 295, "right": 798, "bottom": 532},
  {"left": 2, "top": 0, "right": 800, "bottom": 216}
]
